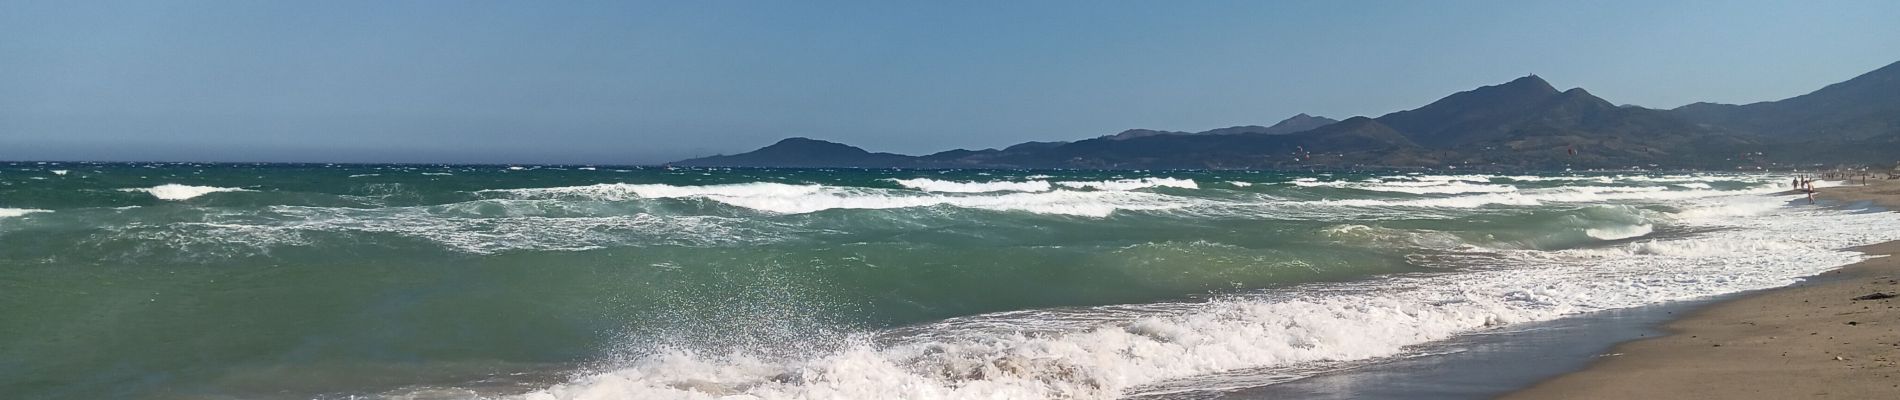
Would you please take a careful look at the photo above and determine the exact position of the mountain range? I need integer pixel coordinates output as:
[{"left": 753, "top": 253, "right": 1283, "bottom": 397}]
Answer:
[{"left": 676, "top": 60, "right": 1900, "bottom": 170}]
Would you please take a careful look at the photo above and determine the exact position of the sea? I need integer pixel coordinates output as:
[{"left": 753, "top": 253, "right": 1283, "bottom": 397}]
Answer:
[{"left": 3, "top": 162, "right": 1898, "bottom": 400}]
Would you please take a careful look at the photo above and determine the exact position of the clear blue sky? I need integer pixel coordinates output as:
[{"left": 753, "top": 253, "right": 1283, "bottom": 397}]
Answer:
[{"left": 3, "top": 0, "right": 1898, "bottom": 164}]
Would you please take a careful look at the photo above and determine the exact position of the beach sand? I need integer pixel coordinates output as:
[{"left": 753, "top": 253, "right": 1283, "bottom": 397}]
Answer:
[{"left": 1504, "top": 179, "right": 1900, "bottom": 399}]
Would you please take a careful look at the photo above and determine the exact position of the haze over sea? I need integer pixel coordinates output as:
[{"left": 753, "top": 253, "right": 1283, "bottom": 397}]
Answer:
[{"left": 4, "top": 162, "right": 1897, "bottom": 399}]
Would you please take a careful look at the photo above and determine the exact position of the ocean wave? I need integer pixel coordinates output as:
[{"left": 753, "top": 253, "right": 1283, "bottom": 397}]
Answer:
[
  {"left": 1293, "top": 179, "right": 1518, "bottom": 194},
  {"left": 1584, "top": 224, "right": 1653, "bottom": 240},
  {"left": 96, "top": 204, "right": 790, "bottom": 255},
  {"left": 889, "top": 178, "right": 1053, "bottom": 193},
  {"left": 119, "top": 184, "right": 250, "bottom": 200},
  {"left": 0, "top": 208, "right": 51, "bottom": 218},
  {"left": 1320, "top": 224, "right": 1470, "bottom": 249},
  {"left": 1055, "top": 178, "right": 1199, "bottom": 191},
  {"left": 1312, "top": 183, "right": 1778, "bottom": 209},
  {"left": 485, "top": 183, "right": 1187, "bottom": 217},
  {"left": 522, "top": 194, "right": 1900, "bottom": 400},
  {"left": 1667, "top": 195, "right": 1785, "bottom": 220}
]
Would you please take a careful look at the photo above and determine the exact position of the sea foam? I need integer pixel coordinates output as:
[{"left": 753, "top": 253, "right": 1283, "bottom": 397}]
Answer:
[
  {"left": 1056, "top": 178, "right": 1199, "bottom": 191},
  {"left": 486, "top": 182, "right": 1187, "bottom": 217},
  {"left": 1584, "top": 224, "right": 1654, "bottom": 240},
  {"left": 120, "top": 184, "right": 250, "bottom": 200},
  {"left": 889, "top": 178, "right": 1053, "bottom": 193},
  {"left": 1292, "top": 179, "right": 1518, "bottom": 194},
  {"left": 0, "top": 208, "right": 50, "bottom": 218},
  {"left": 1312, "top": 182, "right": 1781, "bottom": 209}
]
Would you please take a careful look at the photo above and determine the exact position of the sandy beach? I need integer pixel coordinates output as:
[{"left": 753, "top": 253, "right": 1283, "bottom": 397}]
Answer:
[{"left": 1505, "top": 179, "right": 1900, "bottom": 399}]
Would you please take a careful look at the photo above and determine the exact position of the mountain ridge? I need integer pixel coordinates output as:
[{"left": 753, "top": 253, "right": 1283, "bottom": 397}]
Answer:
[{"left": 676, "top": 61, "right": 1900, "bottom": 169}]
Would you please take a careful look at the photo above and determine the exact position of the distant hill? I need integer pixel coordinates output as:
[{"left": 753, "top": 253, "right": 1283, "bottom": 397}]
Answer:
[
  {"left": 676, "top": 60, "right": 1900, "bottom": 169},
  {"left": 1377, "top": 75, "right": 1565, "bottom": 147},
  {"left": 1203, "top": 113, "right": 1341, "bottom": 136},
  {"left": 1670, "top": 60, "right": 1900, "bottom": 161},
  {"left": 1098, "top": 114, "right": 1340, "bottom": 141},
  {"left": 1671, "top": 60, "right": 1900, "bottom": 141},
  {"left": 673, "top": 137, "right": 914, "bottom": 168}
]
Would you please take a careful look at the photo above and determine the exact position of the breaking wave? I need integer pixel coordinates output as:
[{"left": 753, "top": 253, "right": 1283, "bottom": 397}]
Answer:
[
  {"left": 0, "top": 208, "right": 50, "bottom": 218},
  {"left": 1055, "top": 178, "right": 1199, "bottom": 191},
  {"left": 1292, "top": 179, "right": 1518, "bottom": 194},
  {"left": 1313, "top": 183, "right": 1779, "bottom": 209},
  {"left": 889, "top": 178, "right": 1053, "bottom": 193},
  {"left": 120, "top": 184, "right": 251, "bottom": 200},
  {"left": 92, "top": 203, "right": 792, "bottom": 256},
  {"left": 484, "top": 183, "right": 1187, "bottom": 217},
  {"left": 1584, "top": 224, "right": 1653, "bottom": 240}
]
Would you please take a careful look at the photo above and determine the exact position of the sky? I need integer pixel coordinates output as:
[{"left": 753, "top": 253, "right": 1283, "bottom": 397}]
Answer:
[{"left": 3, "top": 1, "right": 1898, "bottom": 164}]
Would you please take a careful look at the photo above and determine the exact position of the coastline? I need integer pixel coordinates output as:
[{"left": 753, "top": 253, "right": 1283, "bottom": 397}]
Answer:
[{"left": 1504, "top": 179, "right": 1900, "bottom": 399}]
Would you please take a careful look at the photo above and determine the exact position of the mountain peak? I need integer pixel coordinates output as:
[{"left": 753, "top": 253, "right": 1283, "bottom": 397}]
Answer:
[
  {"left": 673, "top": 137, "right": 916, "bottom": 167},
  {"left": 766, "top": 137, "right": 868, "bottom": 153},
  {"left": 1667, "top": 58, "right": 1900, "bottom": 139},
  {"left": 1501, "top": 74, "right": 1558, "bottom": 94},
  {"left": 1101, "top": 128, "right": 1185, "bottom": 140},
  {"left": 1374, "top": 74, "right": 1564, "bottom": 146},
  {"left": 1256, "top": 113, "right": 1339, "bottom": 135}
]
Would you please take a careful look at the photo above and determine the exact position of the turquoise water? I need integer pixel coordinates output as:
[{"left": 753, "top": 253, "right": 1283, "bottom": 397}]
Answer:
[{"left": 0, "top": 162, "right": 1888, "bottom": 399}]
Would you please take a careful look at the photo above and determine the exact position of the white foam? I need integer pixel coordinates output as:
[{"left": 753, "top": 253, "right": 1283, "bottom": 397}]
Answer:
[
  {"left": 486, "top": 183, "right": 1186, "bottom": 218},
  {"left": 1320, "top": 224, "right": 1469, "bottom": 249},
  {"left": 0, "top": 208, "right": 50, "bottom": 218},
  {"left": 1293, "top": 179, "right": 1517, "bottom": 194},
  {"left": 889, "top": 178, "right": 1052, "bottom": 193},
  {"left": 119, "top": 184, "right": 250, "bottom": 200},
  {"left": 1227, "top": 181, "right": 1254, "bottom": 188},
  {"left": 521, "top": 192, "right": 1900, "bottom": 400},
  {"left": 1313, "top": 183, "right": 1782, "bottom": 209},
  {"left": 1056, "top": 178, "right": 1199, "bottom": 191},
  {"left": 51, "top": 170, "right": 69, "bottom": 176},
  {"left": 114, "top": 203, "right": 791, "bottom": 255},
  {"left": 1585, "top": 224, "right": 1653, "bottom": 240},
  {"left": 1668, "top": 195, "right": 1785, "bottom": 221}
]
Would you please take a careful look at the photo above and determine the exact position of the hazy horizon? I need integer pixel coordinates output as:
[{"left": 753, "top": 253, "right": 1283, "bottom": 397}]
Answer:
[{"left": 5, "top": 0, "right": 1899, "bottom": 164}]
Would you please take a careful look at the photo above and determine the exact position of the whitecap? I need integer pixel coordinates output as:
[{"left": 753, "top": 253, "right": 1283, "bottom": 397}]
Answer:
[
  {"left": 119, "top": 184, "right": 250, "bottom": 200},
  {"left": 889, "top": 178, "right": 1052, "bottom": 193},
  {"left": 1584, "top": 224, "right": 1653, "bottom": 240},
  {"left": 1056, "top": 178, "right": 1198, "bottom": 191},
  {"left": 485, "top": 182, "right": 1186, "bottom": 218},
  {"left": 0, "top": 208, "right": 50, "bottom": 218}
]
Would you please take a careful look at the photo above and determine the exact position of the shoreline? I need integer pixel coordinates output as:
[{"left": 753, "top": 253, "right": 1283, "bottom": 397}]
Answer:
[
  {"left": 1504, "top": 179, "right": 1900, "bottom": 399},
  {"left": 1201, "top": 297, "right": 1722, "bottom": 399}
]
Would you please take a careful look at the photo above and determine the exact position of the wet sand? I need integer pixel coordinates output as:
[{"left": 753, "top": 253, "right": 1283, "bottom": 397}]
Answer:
[{"left": 1505, "top": 179, "right": 1900, "bottom": 399}]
